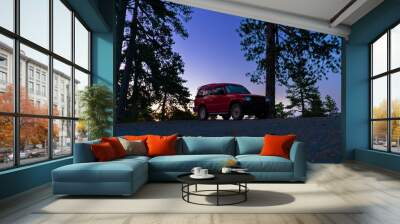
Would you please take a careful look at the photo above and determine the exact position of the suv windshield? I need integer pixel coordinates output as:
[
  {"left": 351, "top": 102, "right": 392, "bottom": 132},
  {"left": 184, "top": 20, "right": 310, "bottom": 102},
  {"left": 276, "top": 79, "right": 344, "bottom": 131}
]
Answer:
[
  {"left": 196, "top": 88, "right": 209, "bottom": 97},
  {"left": 225, "top": 85, "right": 250, "bottom": 94}
]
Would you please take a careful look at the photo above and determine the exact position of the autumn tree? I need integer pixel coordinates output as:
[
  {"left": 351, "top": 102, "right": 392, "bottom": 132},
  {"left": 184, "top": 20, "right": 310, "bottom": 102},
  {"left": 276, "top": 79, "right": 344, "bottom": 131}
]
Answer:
[
  {"left": 371, "top": 100, "right": 400, "bottom": 145},
  {"left": 237, "top": 20, "right": 341, "bottom": 118},
  {"left": 0, "top": 85, "right": 58, "bottom": 151},
  {"left": 116, "top": 0, "right": 192, "bottom": 122},
  {"left": 0, "top": 85, "right": 14, "bottom": 152}
]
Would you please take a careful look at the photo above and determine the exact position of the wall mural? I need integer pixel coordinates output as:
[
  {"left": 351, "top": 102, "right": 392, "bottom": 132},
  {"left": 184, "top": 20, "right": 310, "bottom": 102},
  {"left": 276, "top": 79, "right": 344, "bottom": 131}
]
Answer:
[{"left": 115, "top": 0, "right": 342, "bottom": 162}]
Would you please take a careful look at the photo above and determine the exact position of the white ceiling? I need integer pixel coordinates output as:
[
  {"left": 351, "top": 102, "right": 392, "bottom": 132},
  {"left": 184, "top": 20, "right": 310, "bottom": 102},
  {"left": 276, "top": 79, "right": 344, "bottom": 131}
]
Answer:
[
  {"left": 228, "top": 0, "right": 352, "bottom": 23},
  {"left": 167, "top": 0, "right": 384, "bottom": 38}
]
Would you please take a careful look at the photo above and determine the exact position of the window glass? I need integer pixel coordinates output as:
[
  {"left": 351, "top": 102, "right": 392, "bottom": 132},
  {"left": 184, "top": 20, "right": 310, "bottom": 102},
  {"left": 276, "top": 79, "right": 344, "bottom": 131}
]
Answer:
[
  {"left": 74, "top": 69, "right": 89, "bottom": 118},
  {"left": 20, "top": 44, "right": 49, "bottom": 115},
  {"left": 75, "top": 120, "right": 88, "bottom": 143},
  {"left": 226, "top": 85, "right": 250, "bottom": 94},
  {"left": 53, "top": 0, "right": 72, "bottom": 60},
  {"left": 0, "top": 116, "right": 14, "bottom": 170},
  {"left": 211, "top": 87, "right": 225, "bottom": 95},
  {"left": 372, "top": 121, "right": 388, "bottom": 151},
  {"left": 0, "top": 0, "right": 92, "bottom": 169},
  {"left": 391, "top": 24, "right": 400, "bottom": 70},
  {"left": 53, "top": 59, "right": 72, "bottom": 117},
  {"left": 391, "top": 120, "right": 400, "bottom": 153},
  {"left": 0, "top": 35, "right": 14, "bottom": 112},
  {"left": 391, "top": 72, "right": 400, "bottom": 118},
  {"left": 74, "top": 18, "right": 89, "bottom": 70},
  {"left": 0, "top": 0, "right": 14, "bottom": 31},
  {"left": 197, "top": 88, "right": 209, "bottom": 97},
  {"left": 372, "top": 76, "right": 387, "bottom": 119},
  {"left": 19, "top": 117, "right": 49, "bottom": 165},
  {"left": 372, "top": 33, "right": 387, "bottom": 76},
  {"left": 20, "top": 0, "right": 49, "bottom": 49},
  {"left": 53, "top": 119, "right": 72, "bottom": 157}
]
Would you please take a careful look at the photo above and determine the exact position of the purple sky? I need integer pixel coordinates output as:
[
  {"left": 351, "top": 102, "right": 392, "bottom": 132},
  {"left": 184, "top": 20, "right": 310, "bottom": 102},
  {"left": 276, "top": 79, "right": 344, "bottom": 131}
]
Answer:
[{"left": 172, "top": 7, "right": 341, "bottom": 109}]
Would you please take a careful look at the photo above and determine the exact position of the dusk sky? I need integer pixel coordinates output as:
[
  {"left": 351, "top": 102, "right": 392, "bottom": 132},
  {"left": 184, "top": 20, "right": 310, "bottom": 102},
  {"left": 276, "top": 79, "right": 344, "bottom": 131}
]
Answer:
[{"left": 172, "top": 7, "right": 342, "bottom": 109}]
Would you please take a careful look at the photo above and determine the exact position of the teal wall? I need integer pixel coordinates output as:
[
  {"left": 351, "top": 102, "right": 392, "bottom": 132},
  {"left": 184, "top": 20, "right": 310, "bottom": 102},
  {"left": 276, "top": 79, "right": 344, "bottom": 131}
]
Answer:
[
  {"left": 92, "top": 31, "right": 115, "bottom": 135},
  {"left": 0, "top": 1, "right": 115, "bottom": 200},
  {"left": 345, "top": 0, "right": 400, "bottom": 170},
  {"left": 92, "top": 32, "right": 114, "bottom": 89},
  {"left": 0, "top": 158, "right": 72, "bottom": 199}
]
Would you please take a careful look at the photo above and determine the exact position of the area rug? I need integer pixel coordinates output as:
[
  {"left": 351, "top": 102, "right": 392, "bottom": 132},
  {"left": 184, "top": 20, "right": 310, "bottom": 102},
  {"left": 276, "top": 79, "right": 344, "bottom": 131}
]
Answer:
[{"left": 37, "top": 183, "right": 361, "bottom": 214}]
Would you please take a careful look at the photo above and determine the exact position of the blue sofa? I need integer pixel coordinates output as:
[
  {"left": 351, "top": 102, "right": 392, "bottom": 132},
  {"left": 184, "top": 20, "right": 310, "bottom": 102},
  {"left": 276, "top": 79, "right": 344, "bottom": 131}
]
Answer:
[{"left": 52, "top": 136, "right": 306, "bottom": 196}]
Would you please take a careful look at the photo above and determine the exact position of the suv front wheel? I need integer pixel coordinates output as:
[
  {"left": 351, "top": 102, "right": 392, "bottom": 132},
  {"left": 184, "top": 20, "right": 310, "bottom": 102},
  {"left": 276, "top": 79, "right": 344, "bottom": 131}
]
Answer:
[
  {"left": 198, "top": 106, "right": 209, "bottom": 120},
  {"left": 230, "top": 103, "right": 244, "bottom": 120}
]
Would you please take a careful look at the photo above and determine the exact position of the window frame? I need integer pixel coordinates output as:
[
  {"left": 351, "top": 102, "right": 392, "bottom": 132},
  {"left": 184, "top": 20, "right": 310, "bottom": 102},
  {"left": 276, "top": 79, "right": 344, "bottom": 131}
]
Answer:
[
  {"left": 370, "top": 21, "right": 400, "bottom": 154},
  {"left": 0, "top": 0, "right": 92, "bottom": 171}
]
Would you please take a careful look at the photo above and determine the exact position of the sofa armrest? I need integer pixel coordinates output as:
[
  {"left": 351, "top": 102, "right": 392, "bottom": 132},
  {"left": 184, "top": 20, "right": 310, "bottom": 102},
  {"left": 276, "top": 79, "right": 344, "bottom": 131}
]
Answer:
[
  {"left": 289, "top": 141, "right": 307, "bottom": 181},
  {"left": 73, "top": 140, "right": 100, "bottom": 163}
]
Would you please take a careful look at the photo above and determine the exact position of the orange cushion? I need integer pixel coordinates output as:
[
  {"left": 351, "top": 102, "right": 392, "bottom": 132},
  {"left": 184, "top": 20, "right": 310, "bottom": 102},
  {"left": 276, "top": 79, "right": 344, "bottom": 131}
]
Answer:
[
  {"left": 101, "top": 137, "right": 126, "bottom": 158},
  {"left": 124, "top": 135, "right": 148, "bottom": 141},
  {"left": 260, "top": 134, "right": 296, "bottom": 159},
  {"left": 146, "top": 135, "right": 177, "bottom": 157},
  {"left": 91, "top": 142, "right": 118, "bottom": 161}
]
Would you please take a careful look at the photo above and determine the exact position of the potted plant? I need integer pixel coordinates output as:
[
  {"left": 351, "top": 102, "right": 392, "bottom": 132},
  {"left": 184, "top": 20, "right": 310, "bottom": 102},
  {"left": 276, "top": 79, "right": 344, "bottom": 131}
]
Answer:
[{"left": 79, "top": 84, "right": 113, "bottom": 140}]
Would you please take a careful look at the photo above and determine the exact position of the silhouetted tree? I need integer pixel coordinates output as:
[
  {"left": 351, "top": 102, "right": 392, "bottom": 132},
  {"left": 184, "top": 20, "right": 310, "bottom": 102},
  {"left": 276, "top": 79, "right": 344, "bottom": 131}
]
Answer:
[
  {"left": 275, "top": 102, "right": 292, "bottom": 119},
  {"left": 116, "top": 0, "right": 129, "bottom": 75},
  {"left": 169, "top": 108, "right": 196, "bottom": 120},
  {"left": 154, "top": 53, "right": 191, "bottom": 121},
  {"left": 237, "top": 20, "right": 277, "bottom": 117},
  {"left": 116, "top": 0, "right": 192, "bottom": 122},
  {"left": 285, "top": 60, "right": 320, "bottom": 116},
  {"left": 324, "top": 95, "right": 339, "bottom": 116},
  {"left": 303, "top": 92, "right": 326, "bottom": 117},
  {"left": 237, "top": 20, "right": 341, "bottom": 118}
]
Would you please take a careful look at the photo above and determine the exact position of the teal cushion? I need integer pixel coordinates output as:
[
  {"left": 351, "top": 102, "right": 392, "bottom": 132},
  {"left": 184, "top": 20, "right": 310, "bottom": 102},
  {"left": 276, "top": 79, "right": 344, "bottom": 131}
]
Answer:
[
  {"left": 116, "top": 155, "right": 150, "bottom": 163},
  {"left": 181, "top": 137, "right": 235, "bottom": 155},
  {"left": 236, "top": 155, "right": 293, "bottom": 172},
  {"left": 73, "top": 139, "right": 101, "bottom": 163},
  {"left": 235, "top": 137, "right": 264, "bottom": 155},
  {"left": 149, "top": 154, "right": 235, "bottom": 172},
  {"left": 53, "top": 159, "right": 147, "bottom": 183}
]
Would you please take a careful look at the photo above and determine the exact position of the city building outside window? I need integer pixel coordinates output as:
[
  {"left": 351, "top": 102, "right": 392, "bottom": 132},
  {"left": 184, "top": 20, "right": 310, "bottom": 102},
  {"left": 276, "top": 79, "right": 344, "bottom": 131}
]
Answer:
[
  {"left": 36, "top": 83, "right": 40, "bottom": 95},
  {"left": 29, "top": 66, "right": 34, "bottom": 80},
  {"left": 0, "top": 71, "right": 6, "bottom": 85},
  {"left": 0, "top": 0, "right": 91, "bottom": 170},
  {"left": 28, "top": 81, "right": 34, "bottom": 94},
  {"left": 0, "top": 54, "right": 7, "bottom": 88}
]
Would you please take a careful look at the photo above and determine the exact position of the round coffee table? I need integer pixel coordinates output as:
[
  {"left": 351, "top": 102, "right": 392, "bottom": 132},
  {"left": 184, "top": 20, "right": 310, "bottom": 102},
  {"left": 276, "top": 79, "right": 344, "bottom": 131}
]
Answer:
[{"left": 177, "top": 173, "right": 255, "bottom": 206}]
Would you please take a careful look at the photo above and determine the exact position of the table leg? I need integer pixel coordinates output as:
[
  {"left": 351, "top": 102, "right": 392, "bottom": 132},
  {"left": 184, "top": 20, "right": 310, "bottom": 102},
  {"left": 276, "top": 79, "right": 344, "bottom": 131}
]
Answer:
[
  {"left": 181, "top": 184, "right": 183, "bottom": 199},
  {"left": 245, "top": 183, "right": 247, "bottom": 201},
  {"left": 187, "top": 184, "right": 190, "bottom": 202},
  {"left": 195, "top": 184, "right": 198, "bottom": 192},
  {"left": 217, "top": 184, "right": 219, "bottom": 206}
]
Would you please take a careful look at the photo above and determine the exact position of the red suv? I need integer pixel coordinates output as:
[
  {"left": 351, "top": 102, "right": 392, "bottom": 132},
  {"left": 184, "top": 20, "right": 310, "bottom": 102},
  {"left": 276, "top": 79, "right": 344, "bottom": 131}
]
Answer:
[{"left": 194, "top": 83, "right": 267, "bottom": 120}]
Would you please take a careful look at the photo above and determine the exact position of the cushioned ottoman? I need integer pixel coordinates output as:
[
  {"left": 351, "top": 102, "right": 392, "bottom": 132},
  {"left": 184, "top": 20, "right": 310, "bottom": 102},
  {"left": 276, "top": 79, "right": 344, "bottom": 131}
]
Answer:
[{"left": 52, "top": 157, "right": 148, "bottom": 196}]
